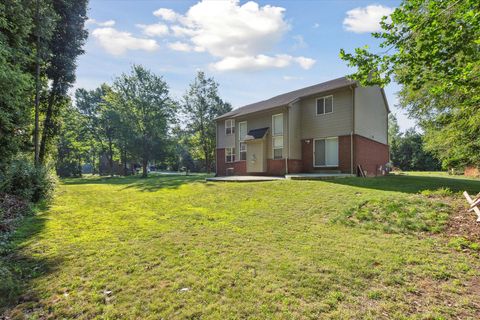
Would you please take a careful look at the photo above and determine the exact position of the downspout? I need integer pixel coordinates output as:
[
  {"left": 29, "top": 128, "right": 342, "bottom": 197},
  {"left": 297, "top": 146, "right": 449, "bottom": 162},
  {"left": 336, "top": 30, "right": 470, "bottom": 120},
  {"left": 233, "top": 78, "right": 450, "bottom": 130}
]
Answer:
[
  {"left": 215, "top": 120, "right": 218, "bottom": 176},
  {"left": 285, "top": 106, "right": 289, "bottom": 175},
  {"left": 350, "top": 85, "right": 355, "bottom": 175}
]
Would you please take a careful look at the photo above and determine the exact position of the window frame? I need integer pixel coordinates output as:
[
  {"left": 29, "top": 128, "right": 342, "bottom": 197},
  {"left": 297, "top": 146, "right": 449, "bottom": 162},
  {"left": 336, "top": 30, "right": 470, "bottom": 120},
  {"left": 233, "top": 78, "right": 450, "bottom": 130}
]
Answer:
[
  {"left": 313, "top": 136, "right": 338, "bottom": 167},
  {"left": 272, "top": 113, "right": 284, "bottom": 159},
  {"left": 238, "top": 121, "right": 247, "bottom": 161},
  {"left": 225, "top": 119, "right": 235, "bottom": 135},
  {"left": 239, "top": 142, "right": 247, "bottom": 161},
  {"left": 316, "top": 95, "right": 334, "bottom": 116},
  {"left": 225, "top": 147, "right": 235, "bottom": 163}
]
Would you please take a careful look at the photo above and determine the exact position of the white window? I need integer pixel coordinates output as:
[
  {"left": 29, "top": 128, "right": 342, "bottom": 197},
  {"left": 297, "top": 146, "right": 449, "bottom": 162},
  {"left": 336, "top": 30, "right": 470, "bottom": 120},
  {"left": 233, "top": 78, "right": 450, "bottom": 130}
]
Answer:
[
  {"left": 272, "top": 113, "right": 284, "bottom": 159},
  {"left": 314, "top": 137, "right": 338, "bottom": 167},
  {"left": 238, "top": 121, "right": 247, "bottom": 141},
  {"left": 316, "top": 96, "right": 333, "bottom": 115},
  {"left": 273, "top": 136, "right": 283, "bottom": 159},
  {"left": 225, "top": 119, "right": 235, "bottom": 135},
  {"left": 225, "top": 147, "right": 235, "bottom": 163},
  {"left": 272, "top": 113, "right": 283, "bottom": 135},
  {"left": 240, "top": 142, "right": 247, "bottom": 161}
]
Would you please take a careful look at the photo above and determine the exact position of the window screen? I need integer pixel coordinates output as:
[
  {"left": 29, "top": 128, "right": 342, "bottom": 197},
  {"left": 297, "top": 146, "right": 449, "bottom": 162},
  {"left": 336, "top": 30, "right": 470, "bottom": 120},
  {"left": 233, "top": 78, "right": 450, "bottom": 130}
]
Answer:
[
  {"left": 314, "top": 138, "right": 338, "bottom": 166},
  {"left": 272, "top": 114, "right": 283, "bottom": 135},
  {"left": 316, "top": 96, "right": 333, "bottom": 115}
]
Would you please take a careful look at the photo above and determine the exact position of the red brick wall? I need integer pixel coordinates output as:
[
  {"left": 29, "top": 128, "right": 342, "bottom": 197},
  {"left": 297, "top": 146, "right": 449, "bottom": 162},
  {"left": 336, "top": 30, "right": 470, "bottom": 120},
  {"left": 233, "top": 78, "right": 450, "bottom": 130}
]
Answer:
[
  {"left": 354, "top": 135, "right": 389, "bottom": 176},
  {"left": 233, "top": 161, "right": 246, "bottom": 175},
  {"left": 266, "top": 159, "right": 303, "bottom": 176},
  {"left": 338, "top": 135, "right": 353, "bottom": 173}
]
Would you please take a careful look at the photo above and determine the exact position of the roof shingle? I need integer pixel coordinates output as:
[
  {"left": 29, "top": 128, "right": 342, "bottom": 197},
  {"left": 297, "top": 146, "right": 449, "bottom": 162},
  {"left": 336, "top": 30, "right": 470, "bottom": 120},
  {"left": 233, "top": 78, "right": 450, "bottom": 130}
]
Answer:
[{"left": 217, "top": 76, "right": 356, "bottom": 120}]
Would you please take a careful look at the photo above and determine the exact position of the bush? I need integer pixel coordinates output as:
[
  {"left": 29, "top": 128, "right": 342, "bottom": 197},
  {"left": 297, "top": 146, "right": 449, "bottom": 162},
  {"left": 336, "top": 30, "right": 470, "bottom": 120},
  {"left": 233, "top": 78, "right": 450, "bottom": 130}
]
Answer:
[{"left": 0, "top": 160, "right": 57, "bottom": 203}]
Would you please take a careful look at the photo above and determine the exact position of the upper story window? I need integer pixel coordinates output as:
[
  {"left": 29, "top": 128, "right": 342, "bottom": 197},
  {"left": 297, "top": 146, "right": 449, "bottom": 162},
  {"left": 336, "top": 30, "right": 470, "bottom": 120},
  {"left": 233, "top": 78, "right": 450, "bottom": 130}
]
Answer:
[
  {"left": 225, "top": 119, "right": 235, "bottom": 135},
  {"left": 238, "top": 121, "right": 247, "bottom": 141},
  {"left": 238, "top": 121, "right": 247, "bottom": 161},
  {"left": 272, "top": 113, "right": 283, "bottom": 135},
  {"left": 272, "top": 113, "right": 283, "bottom": 159},
  {"left": 316, "top": 95, "right": 333, "bottom": 115}
]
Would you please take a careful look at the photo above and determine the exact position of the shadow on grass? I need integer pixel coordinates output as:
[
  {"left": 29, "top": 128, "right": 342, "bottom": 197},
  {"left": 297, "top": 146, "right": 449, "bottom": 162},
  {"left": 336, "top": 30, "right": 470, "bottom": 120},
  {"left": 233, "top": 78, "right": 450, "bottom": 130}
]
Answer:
[
  {"left": 327, "top": 174, "right": 480, "bottom": 194},
  {"left": 62, "top": 174, "right": 210, "bottom": 192},
  {"left": 1, "top": 207, "right": 60, "bottom": 316}
]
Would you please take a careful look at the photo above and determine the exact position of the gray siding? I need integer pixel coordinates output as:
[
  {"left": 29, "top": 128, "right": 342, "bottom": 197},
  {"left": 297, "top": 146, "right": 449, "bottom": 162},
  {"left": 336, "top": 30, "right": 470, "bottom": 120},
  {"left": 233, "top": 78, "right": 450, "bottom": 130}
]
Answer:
[
  {"left": 298, "top": 87, "right": 354, "bottom": 139},
  {"left": 288, "top": 101, "right": 302, "bottom": 159},
  {"left": 216, "top": 120, "right": 235, "bottom": 148},
  {"left": 234, "top": 106, "right": 288, "bottom": 160},
  {"left": 354, "top": 86, "right": 388, "bottom": 144}
]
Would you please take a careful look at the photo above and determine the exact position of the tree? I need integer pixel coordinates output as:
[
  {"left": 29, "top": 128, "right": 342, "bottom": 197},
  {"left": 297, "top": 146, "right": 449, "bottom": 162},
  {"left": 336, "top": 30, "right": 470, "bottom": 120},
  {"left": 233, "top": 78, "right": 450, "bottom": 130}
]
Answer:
[
  {"left": 110, "top": 65, "right": 175, "bottom": 177},
  {"left": 340, "top": 0, "right": 480, "bottom": 169},
  {"left": 181, "top": 71, "right": 232, "bottom": 173},
  {"left": 392, "top": 129, "right": 442, "bottom": 171},
  {"left": 388, "top": 114, "right": 400, "bottom": 163},
  {"left": 75, "top": 85, "right": 118, "bottom": 176},
  {"left": 39, "top": 0, "right": 88, "bottom": 164}
]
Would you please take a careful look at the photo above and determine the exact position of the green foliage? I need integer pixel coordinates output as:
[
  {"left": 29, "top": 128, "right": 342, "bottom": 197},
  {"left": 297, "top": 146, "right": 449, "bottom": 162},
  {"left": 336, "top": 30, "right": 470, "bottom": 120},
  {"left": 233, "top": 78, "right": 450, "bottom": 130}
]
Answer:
[
  {"left": 181, "top": 71, "right": 232, "bottom": 173},
  {"left": 109, "top": 65, "right": 176, "bottom": 177},
  {"left": 334, "top": 198, "right": 450, "bottom": 234},
  {"left": 420, "top": 187, "right": 453, "bottom": 197},
  {"left": 39, "top": 0, "right": 88, "bottom": 164},
  {"left": 448, "top": 237, "right": 480, "bottom": 252},
  {"left": 0, "top": 160, "right": 56, "bottom": 203},
  {"left": 341, "top": 0, "right": 480, "bottom": 169},
  {"left": 388, "top": 115, "right": 441, "bottom": 171}
]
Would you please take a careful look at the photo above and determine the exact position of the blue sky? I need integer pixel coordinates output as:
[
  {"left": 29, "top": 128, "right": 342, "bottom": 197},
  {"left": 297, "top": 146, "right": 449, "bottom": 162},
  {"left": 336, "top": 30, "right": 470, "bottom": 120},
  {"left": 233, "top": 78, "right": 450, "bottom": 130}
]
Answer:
[{"left": 76, "top": 0, "right": 415, "bottom": 131}]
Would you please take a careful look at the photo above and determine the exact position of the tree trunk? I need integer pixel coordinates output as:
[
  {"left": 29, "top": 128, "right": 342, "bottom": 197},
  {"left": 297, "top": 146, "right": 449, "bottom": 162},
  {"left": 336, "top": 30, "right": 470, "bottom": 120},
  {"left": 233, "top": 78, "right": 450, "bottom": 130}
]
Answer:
[
  {"left": 34, "top": 0, "right": 40, "bottom": 165},
  {"left": 142, "top": 158, "right": 148, "bottom": 178},
  {"left": 39, "top": 92, "right": 55, "bottom": 164},
  {"left": 108, "top": 137, "right": 114, "bottom": 177}
]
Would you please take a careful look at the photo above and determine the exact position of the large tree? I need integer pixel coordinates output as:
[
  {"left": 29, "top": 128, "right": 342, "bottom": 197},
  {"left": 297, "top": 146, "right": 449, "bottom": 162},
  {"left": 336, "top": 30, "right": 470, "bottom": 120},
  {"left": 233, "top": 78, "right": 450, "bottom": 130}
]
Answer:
[
  {"left": 340, "top": 0, "right": 480, "bottom": 169},
  {"left": 110, "top": 65, "right": 175, "bottom": 177},
  {"left": 75, "top": 85, "right": 117, "bottom": 176},
  {"left": 181, "top": 71, "right": 231, "bottom": 173},
  {"left": 39, "top": 0, "right": 88, "bottom": 164}
]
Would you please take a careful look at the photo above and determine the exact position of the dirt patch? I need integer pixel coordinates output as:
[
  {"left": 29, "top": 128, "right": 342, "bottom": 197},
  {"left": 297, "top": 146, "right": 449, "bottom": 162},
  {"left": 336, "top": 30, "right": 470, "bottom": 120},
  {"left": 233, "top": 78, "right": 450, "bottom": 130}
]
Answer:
[
  {"left": 444, "top": 200, "right": 480, "bottom": 244},
  {"left": 0, "top": 193, "right": 30, "bottom": 233}
]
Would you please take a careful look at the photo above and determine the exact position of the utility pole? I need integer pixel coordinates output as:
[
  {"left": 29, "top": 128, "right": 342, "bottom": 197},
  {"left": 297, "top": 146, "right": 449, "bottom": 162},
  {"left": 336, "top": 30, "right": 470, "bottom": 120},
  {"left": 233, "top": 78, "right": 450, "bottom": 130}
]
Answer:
[{"left": 34, "top": 0, "right": 40, "bottom": 165}]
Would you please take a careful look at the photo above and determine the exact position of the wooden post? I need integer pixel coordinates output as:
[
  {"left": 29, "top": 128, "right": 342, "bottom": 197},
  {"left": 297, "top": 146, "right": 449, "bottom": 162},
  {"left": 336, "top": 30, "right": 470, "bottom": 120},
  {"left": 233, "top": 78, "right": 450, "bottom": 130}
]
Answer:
[{"left": 463, "top": 191, "right": 480, "bottom": 222}]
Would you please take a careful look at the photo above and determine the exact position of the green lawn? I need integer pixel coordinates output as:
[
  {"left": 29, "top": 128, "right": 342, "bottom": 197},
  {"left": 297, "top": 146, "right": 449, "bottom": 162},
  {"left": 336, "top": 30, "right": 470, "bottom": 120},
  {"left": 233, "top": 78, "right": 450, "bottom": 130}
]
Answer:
[{"left": 2, "top": 173, "right": 480, "bottom": 319}]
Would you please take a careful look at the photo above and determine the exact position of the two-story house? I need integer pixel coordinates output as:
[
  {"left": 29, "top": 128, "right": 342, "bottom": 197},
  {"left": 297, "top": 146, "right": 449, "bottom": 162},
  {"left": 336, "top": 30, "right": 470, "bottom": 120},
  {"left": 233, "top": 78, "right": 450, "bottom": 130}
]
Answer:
[{"left": 215, "top": 77, "right": 389, "bottom": 177}]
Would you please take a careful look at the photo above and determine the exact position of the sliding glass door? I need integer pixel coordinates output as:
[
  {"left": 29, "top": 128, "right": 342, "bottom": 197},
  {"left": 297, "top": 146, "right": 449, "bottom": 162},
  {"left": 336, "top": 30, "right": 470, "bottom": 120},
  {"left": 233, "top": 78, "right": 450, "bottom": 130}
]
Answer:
[{"left": 314, "top": 137, "right": 339, "bottom": 167}]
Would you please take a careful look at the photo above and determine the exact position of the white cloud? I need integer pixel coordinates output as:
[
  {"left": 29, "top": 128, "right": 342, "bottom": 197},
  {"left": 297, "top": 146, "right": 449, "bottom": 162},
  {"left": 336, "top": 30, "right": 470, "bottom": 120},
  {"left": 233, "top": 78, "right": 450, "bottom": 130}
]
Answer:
[
  {"left": 167, "top": 41, "right": 193, "bottom": 52},
  {"left": 153, "top": 8, "right": 178, "bottom": 21},
  {"left": 212, "top": 54, "right": 315, "bottom": 72},
  {"left": 86, "top": 19, "right": 116, "bottom": 27},
  {"left": 136, "top": 23, "right": 169, "bottom": 37},
  {"left": 91, "top": 27, "right": 159, "bottom": 55},
  {"left": 343, "top": 5, "right": 394, "bottom": 33},
  {"left": 292, "top": 35, "right": 307, "bottom": 49},
  {"left": 283, "top": 75, "right": 303, "bottom": 81},
  {"left": 154, "top": 0, "right": 315, "bottom": 71},
  {"left": 313, "top": 23, "right": 320, "bottom": 29}
]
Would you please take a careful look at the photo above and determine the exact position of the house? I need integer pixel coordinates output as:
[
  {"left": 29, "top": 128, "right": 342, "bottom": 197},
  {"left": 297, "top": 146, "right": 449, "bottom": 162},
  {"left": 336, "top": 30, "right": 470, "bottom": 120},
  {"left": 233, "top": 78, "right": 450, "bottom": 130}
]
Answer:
[{"left": 215, "top": 77, "right": 390, "bottom": 177}]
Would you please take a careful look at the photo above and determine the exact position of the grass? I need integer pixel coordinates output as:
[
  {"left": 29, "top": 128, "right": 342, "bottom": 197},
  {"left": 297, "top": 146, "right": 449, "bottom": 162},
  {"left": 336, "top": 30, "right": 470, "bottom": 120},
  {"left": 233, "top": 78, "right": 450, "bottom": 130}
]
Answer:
[{"left": 2, "top": 173, "right": 480, "bottom": 319}]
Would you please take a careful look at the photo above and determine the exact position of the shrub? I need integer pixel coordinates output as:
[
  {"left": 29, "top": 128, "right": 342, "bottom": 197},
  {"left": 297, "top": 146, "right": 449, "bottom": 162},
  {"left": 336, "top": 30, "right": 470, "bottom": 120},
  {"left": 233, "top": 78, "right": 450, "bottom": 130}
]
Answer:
[{"left": 0, "top": 160, "right": 57, "bottom": 203}]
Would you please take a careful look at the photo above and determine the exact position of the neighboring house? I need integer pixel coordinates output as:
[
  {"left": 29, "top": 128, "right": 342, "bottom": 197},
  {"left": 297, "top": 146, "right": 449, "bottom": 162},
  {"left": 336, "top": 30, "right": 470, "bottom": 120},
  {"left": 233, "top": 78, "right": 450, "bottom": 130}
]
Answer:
[{"left": 215, "top": 77, "right": 389, "bottom": 177}]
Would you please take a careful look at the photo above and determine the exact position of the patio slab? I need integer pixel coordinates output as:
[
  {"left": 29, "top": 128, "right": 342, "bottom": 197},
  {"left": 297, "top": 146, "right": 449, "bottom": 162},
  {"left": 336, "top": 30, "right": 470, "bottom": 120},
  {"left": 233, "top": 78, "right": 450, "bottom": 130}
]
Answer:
[
  {"left": 206, "top": 176, "right": 285, "bottom": 182},
  {"left": 285, "top": 173, "right": 355, "bottom": 180}
]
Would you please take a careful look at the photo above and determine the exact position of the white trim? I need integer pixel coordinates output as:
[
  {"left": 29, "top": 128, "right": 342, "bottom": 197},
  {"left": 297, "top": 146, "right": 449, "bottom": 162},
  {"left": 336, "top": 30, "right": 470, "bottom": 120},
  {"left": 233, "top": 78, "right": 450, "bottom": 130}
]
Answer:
[
  {"left": 313, "top": 136, "right": 339, "bottom": 167},
  {"left": 238, "top": 121, "right": 247, "bottom": 141},
  {"left": 225, "top": 147, "right": 235, "bottom": 163},
  {"left": 315, "top": 95, "right": 334, "bottom": 116},
  {"left": 225, "top": 119, "right": 235, "bottom": 136},
  {"left": 272, "top": 113, "right": 284, "bottom": 159}
]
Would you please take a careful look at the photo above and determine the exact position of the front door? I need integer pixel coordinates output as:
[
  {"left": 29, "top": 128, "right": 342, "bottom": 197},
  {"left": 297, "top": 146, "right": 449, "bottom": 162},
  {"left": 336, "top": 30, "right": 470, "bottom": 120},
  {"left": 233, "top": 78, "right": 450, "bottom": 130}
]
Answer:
[{"left": 246, "top": 140, "right": 266, "bottom": 173}]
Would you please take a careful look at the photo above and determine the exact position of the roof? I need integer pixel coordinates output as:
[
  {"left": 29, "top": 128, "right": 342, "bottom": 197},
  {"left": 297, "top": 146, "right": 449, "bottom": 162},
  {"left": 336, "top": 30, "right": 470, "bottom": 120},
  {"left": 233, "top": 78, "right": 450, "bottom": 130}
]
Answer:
[
  {"left": 216, "top": 76, "right": 357, "bottom": 120},
  {"left": 244, "top": 127, "right": 269, "bottom": 140}
]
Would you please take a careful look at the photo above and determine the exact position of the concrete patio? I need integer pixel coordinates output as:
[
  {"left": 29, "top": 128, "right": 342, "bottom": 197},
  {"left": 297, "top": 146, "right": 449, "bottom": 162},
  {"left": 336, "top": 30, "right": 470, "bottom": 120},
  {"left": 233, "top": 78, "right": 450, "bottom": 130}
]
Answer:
[
  {"left": 207, "top": 173, "right": 355, "bottom": 182},
  {"left": 206, "top": 176, "right": 285, "bottom": 182}
]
